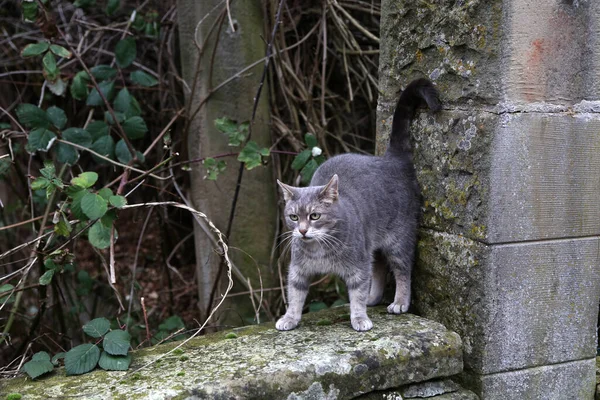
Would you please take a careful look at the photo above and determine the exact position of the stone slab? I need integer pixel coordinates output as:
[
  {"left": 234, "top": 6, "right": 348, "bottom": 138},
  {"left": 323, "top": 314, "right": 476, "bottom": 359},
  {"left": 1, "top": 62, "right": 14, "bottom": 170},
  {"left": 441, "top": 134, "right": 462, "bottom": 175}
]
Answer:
[
  {"left": 0, "top": 307, "right": 463, "bottom": 400},
  {"left": 477, "top": 358, "right": 596, "bottom": 400},
  {"left": 414, "top": 230, "right": 600, "bottom": 374}
]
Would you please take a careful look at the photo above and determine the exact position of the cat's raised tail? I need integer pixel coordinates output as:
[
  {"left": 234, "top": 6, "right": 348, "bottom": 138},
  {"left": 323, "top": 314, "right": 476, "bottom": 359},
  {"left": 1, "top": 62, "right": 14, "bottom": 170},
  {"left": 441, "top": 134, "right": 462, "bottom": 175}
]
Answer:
[{"left": 386, "top": 78, "right": 441, "bottom": 156}]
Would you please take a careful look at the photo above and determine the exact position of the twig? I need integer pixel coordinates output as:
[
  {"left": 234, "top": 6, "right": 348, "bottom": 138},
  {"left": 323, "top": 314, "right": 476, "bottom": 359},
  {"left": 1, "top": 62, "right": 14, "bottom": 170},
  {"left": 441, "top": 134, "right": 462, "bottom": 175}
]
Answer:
[{"left": 141, "top": 297, "right": 151, "bottom": 344}]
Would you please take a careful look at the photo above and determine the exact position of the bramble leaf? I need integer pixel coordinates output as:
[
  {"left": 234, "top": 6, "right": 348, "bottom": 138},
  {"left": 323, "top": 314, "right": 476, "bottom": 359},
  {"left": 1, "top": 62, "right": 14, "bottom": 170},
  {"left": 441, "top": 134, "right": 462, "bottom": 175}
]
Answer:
[
  {"left": 83, "top": 317, "right": 110, "bottom": 338},
  {"left": 88, "top": 220, "right": 112, "bottom": 249},
  {"left": 81, "top": 192, "right": 108, "bottom": 219},
  {"left": 98, "top": 352, "right": 131, "bottom": 371},
  {"left": 130, "top": 70, "right": 158, "bottom": 87},
  {"left": 64, "top": 344, "right": 100, "bottom": 376},
  {"left": 115, "top": 37, "right": 136, "bottom": 68},
  {"left": 103, "top": 330, "right": 131, "bottom": 356},
  {"left": 21, "top": 42, "right": 49, "bottom": 57}
]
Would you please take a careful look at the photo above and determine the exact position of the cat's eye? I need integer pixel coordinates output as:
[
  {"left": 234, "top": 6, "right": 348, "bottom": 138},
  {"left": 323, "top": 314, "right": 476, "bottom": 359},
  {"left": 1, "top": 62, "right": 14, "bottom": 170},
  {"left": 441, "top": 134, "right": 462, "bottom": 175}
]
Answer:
[
  {"left": 289, "top": 214, "right": 299, "bottom": 221},
  {"left": 310, "top": 213, "right": 321, "bottom": 220}
]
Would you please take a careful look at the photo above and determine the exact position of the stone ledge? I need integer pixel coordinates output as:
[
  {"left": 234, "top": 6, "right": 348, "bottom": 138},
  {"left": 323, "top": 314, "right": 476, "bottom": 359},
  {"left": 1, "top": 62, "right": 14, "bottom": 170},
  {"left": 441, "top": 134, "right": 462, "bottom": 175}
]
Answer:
[{"left": 0, "top": 306, "right": 463, "bottom": 399}]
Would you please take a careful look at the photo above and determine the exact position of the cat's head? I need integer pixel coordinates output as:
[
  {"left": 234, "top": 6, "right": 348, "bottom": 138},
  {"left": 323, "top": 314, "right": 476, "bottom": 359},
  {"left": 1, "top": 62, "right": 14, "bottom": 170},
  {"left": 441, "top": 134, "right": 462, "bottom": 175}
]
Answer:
[{"left": 277, "top": 174, "right": 340, "bottom": 242}]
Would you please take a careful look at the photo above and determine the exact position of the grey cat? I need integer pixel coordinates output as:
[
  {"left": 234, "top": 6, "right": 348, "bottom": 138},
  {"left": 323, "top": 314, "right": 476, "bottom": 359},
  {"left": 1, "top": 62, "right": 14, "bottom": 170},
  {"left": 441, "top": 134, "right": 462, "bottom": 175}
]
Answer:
[{"left": 276, "top": 78, "right": 441, "bottom": 332}]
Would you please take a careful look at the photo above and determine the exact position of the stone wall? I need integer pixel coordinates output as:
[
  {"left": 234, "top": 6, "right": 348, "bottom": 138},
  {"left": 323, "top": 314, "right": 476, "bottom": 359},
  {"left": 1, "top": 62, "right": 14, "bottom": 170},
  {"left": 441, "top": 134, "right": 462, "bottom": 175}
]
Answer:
[{"left": 377, "top": 1, "right": 600, "bottom": 399}]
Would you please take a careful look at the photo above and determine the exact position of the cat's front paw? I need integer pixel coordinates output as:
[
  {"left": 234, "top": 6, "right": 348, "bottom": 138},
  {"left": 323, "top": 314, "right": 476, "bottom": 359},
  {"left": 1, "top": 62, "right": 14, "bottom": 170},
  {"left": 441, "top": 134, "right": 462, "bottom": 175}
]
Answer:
[
  {"left": 387, "top": 302, "right": 409, "bottom": 314},
  {"left": 351, "top": 316, "right": 373, "bottom": 332},
  {"left": 276, "top": 316, "right": 300, "bottom": 331}
]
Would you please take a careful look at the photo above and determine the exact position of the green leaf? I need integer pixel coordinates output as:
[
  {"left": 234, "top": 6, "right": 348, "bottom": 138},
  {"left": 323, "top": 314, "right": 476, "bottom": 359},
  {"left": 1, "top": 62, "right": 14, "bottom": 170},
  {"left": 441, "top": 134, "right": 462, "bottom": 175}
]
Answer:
[
  {"left": 98, "top": 188, "right": 113, "bottom": 200},
  {"left": 113, "top": 88, "right": 132, "bottom": 114},
  {"left": 70, "top": 190, "right": 89, "bottom": 221},
  {"left": 52, "top": 352, "right": 66, "bottom": 366},
  {"left": 115, "top": 139, "right": 144, "bottom": 164},
  {"left": 90, "top": 135, "right": 115, "bottom": 164},
  {"left": 74, "top": 0, "right": 96, "bottom": 8},
  {"left": 0, "top": 284, "right": 15, "bottom": 304},
  {"left": 71, "top": 172, "right": 98, "bottom": 188},
  {"left": 16, "top": 104, "right": 49, "bottom": 129},
  {"left": 130, "top": 70, "right": 158, "bottom": 87},
  {"left": 56, "top": 144, "right": 77, "bottom": 164},
  {"left": 28, "top": 128, "right": 56, "bottom": 152},
  {"left": 99, "top": 351, "right": 131, "bottom": 371},
  {"left": 105, "top": 111, "right": 126, "bottom": 125},
  {"left": 90, "top": 65, "right": 117, "bottom": 81},
  {"left": 46, "top": 106, "right": 67, "bottom": 130},
  {"left": 22, "top": 358, "right": 54, "bottom": 379},
  {"left": 305, "top": 134, "right": 318, "bottom": 148},
  {"left": 21, "top": 42, "right": 49, "bottom": 57},
  {"left": 214, "top": 117, "right": 237, "bottom": 134},
  {"left": 109, "top": 195, "right": 127, "bottom": 208},
  {"left": 115, "top": 37, "right": 136, "bottom": 68},
  {"left": 87, "top": 121, "right": 109, "bottom": 141},
  {"left": 42, "top": 52, "right": 59, "bottom": 80},
  {"left": 39, "top": 269, "right": 55, "bottom": 285},
  {"left": 88, "top": 220, "right": 112, "bottom": 249},
  {"left": 291, "top": 149, "right": 311, "bottom": 171},
  {"left": 81, "top": 192, "right": 108, "bottom": 219},
  {"left": 106, "top": 0, "right": 120, "bottom": 16},
  {"left": 49, "top": 44, "right": 72, "bottom": 59},
  {"left": 31, "top": 177, "right": 50, "bottom": 191},
  {"left": 308, "top": 301, "right": 328, "bottom": 313},
  {"left": 238, "top": 141, "right": 270, "bottom": 170},
  {"left": 70, "top": 73, "right": 89, "bottom": 100},
  {"left": 203, "top": 158, "right": 226, "bottom": 180},
  {"left": 86, "top": 80, "right": 115, "bottom": 107},
  {"left": 47, "top": 78, "right": 67, "bottom": 96},
  {"left": 158, "top": 315, "right": 184, "bottom": 331},
  {"left": 32, "top": 351, "right": 51, "bottom": 362},
  {"left": 22, "top": 1, "right": 38, "bottom": 22},
  {"left": 300, "top": 159, "right": 319, "bottom": 184},
  {"left": 54, "top": 219, "right": 72, "bottom": 237},
  {"left": 83, "top": 317, "right": 110, "bottom": 338},
  {"left": 103, "top": 330, "right": 131, "bottom": 356},
  {"left": 64, "top": 343, "right": 101, "bottom": 376},
  {"left": 63, "top": 128, "right": 92, "bottom": 147},
  {"left": 215, "top": 117, "right": 247, "bottom": 146},
  {"left": 122, "top": 116, "right": 147, "bottom": 140},
  {"left": 101, "top": 209, "right": 117, "bottom": 227}
]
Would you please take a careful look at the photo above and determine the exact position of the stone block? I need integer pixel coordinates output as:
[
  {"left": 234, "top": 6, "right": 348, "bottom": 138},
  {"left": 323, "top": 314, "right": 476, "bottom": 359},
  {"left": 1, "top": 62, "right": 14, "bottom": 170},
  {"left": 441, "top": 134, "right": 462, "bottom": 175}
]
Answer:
[
  {"left": 408, "top": 111, "right": 600, "bottom": 243},
  {"left": 476, "top": 358, "right": 596, "bottom": 400},
  {"left": 414, "top": 230, "right": 600, "bottom": 374}
]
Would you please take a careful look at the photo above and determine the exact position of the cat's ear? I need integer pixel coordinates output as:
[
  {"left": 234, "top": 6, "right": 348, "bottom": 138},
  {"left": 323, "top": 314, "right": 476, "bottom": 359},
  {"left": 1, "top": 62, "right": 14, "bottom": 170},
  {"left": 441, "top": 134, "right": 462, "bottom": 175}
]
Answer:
[
  {"left": 319, "top": 174, "right": 339, "bottom": 204},
  {"left": 277, "top": 180, "right": 296, "bottom": 202}
]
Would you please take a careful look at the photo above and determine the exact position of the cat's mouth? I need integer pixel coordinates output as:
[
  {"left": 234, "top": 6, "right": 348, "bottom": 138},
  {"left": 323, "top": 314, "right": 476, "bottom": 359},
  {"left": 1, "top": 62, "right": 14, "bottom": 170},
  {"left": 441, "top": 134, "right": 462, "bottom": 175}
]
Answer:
[{"left": 300, "top": 236, "right": 314, "bottom": 241}]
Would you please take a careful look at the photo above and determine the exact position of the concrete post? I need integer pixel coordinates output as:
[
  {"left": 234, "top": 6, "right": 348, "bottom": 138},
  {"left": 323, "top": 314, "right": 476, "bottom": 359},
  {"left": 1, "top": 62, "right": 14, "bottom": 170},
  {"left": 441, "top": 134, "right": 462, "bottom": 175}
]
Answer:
[{"left": 378, "top": 1, "right": 600, "bottom": 398}]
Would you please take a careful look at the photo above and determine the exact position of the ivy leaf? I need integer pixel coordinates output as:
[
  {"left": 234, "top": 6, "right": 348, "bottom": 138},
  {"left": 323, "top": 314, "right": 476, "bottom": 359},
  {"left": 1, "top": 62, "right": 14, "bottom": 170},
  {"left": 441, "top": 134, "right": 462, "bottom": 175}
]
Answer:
[
  {"left": 83, "top": 317, "right": 110, "bottom": 338},
  {"left": 31, "top": 177, "right": 50, "bottom": 191},
  {"left": 70, "top": 72, "right": 90, "bottom": 100},
  {"left": 238, "top": 141, "right": 270, "bottom": 170},
  {"left": 42, "top": 52, "right": 59, "bottom": 81},
  {"left": 87, "top": 121, "right": 109, "bottom": 141},
  {"left": 81, "top": 192, "right": 108, "bottom": 220},
  {"left": 90, "top": 135, "right": 115, "bottom": 164},
  {"left": 103, "top": 330, "right": 131, "bottom": 356},
  {"left": 130, "top": 70, "right": 158, "bottom": 87},
  {"left": 115, "top": 139, "right": 144, "bottom": 164},
  {"left": 215, "top": 117, "right": 246, "bottom": 146},
  {"left": 115, "top": 37, "right": 136, "bottom": 68},
  {"left": 64, "top": 344, "right": 101, "bottom": 376},
  {"left": 109, "top": 195, "right": 127, "bottom": 208},
  {"left": 49, "top": 44, "right": 72, "bottom": 59},
  {"left": 305, "top": 134, "right": 318, "bottom": 148},
  {"left": 106, "top": 0, "right": 120, "bottom": 16},
  {"left": 88, "top": 220, "right": 112, "bottom": 249},
  {"left": 99, "top": 352, "right": 131, "bottom": 371},
  {"left": 46, "top": 106, "right": 67, "bottom": 130},
  {"left": 71, "top": 172, "right": 98, "bottom": 189},
  {"left": 0, "top": 284, "right": 15, "bottom": 304},
  {"left": 203, "top": 158, "right": 226, "bottom": 180},
  {"left": 16, "top": 104, "right": 50, "bottom": 129},
  {"left": 28, "top": 128, "right": 57, "bottom": 152},
  {"left": 22, "top": 358, "right": 54, "bottom": 379},
  {"left": 87, "top": 81, "right": 115, "bottom": 107},
  {"left": 21, "top": 42, "right": 49, "bottom": 57},
  {"left": 98, "top": 188, "right": 113, "bottom": 201},
  {"left": 90, "top": 65, "right": 117, "bottom": 81},
  {"left": 122, "top": 116, "right": 147, "bottom": 140},
  {"left": 39, "top": 269, "right": 55, "bottom": 285},
  {"left": 300, "top": 159, "right": 319, "bottom": 184},
  {"left": 291, "top": 149, "right": 311, "bottom": 171}
]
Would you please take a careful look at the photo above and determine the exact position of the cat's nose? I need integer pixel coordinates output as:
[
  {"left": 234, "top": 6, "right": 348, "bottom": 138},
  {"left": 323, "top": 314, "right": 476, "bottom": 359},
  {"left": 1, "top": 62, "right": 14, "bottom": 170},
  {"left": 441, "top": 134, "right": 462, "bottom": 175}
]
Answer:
[{"left": 299, "top": 228, "right": 308, "bottom": 236}]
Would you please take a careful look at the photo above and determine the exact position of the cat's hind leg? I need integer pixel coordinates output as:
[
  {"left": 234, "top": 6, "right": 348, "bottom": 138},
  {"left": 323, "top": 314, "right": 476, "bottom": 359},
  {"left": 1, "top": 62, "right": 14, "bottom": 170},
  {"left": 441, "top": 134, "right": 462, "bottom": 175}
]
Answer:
[
  {"left": 384, "top": 245, "right": 414, "bottom": 314},
  {"left": 367, "top": 252, "right": 386, "bottom": 306}
]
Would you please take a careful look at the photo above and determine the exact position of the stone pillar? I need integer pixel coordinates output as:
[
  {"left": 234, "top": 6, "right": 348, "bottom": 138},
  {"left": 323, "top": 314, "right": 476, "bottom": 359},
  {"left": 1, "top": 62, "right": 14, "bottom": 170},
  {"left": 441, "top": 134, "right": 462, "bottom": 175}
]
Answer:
[{"left": 378, "top": 1, "right": 600, "bottom": 398}]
